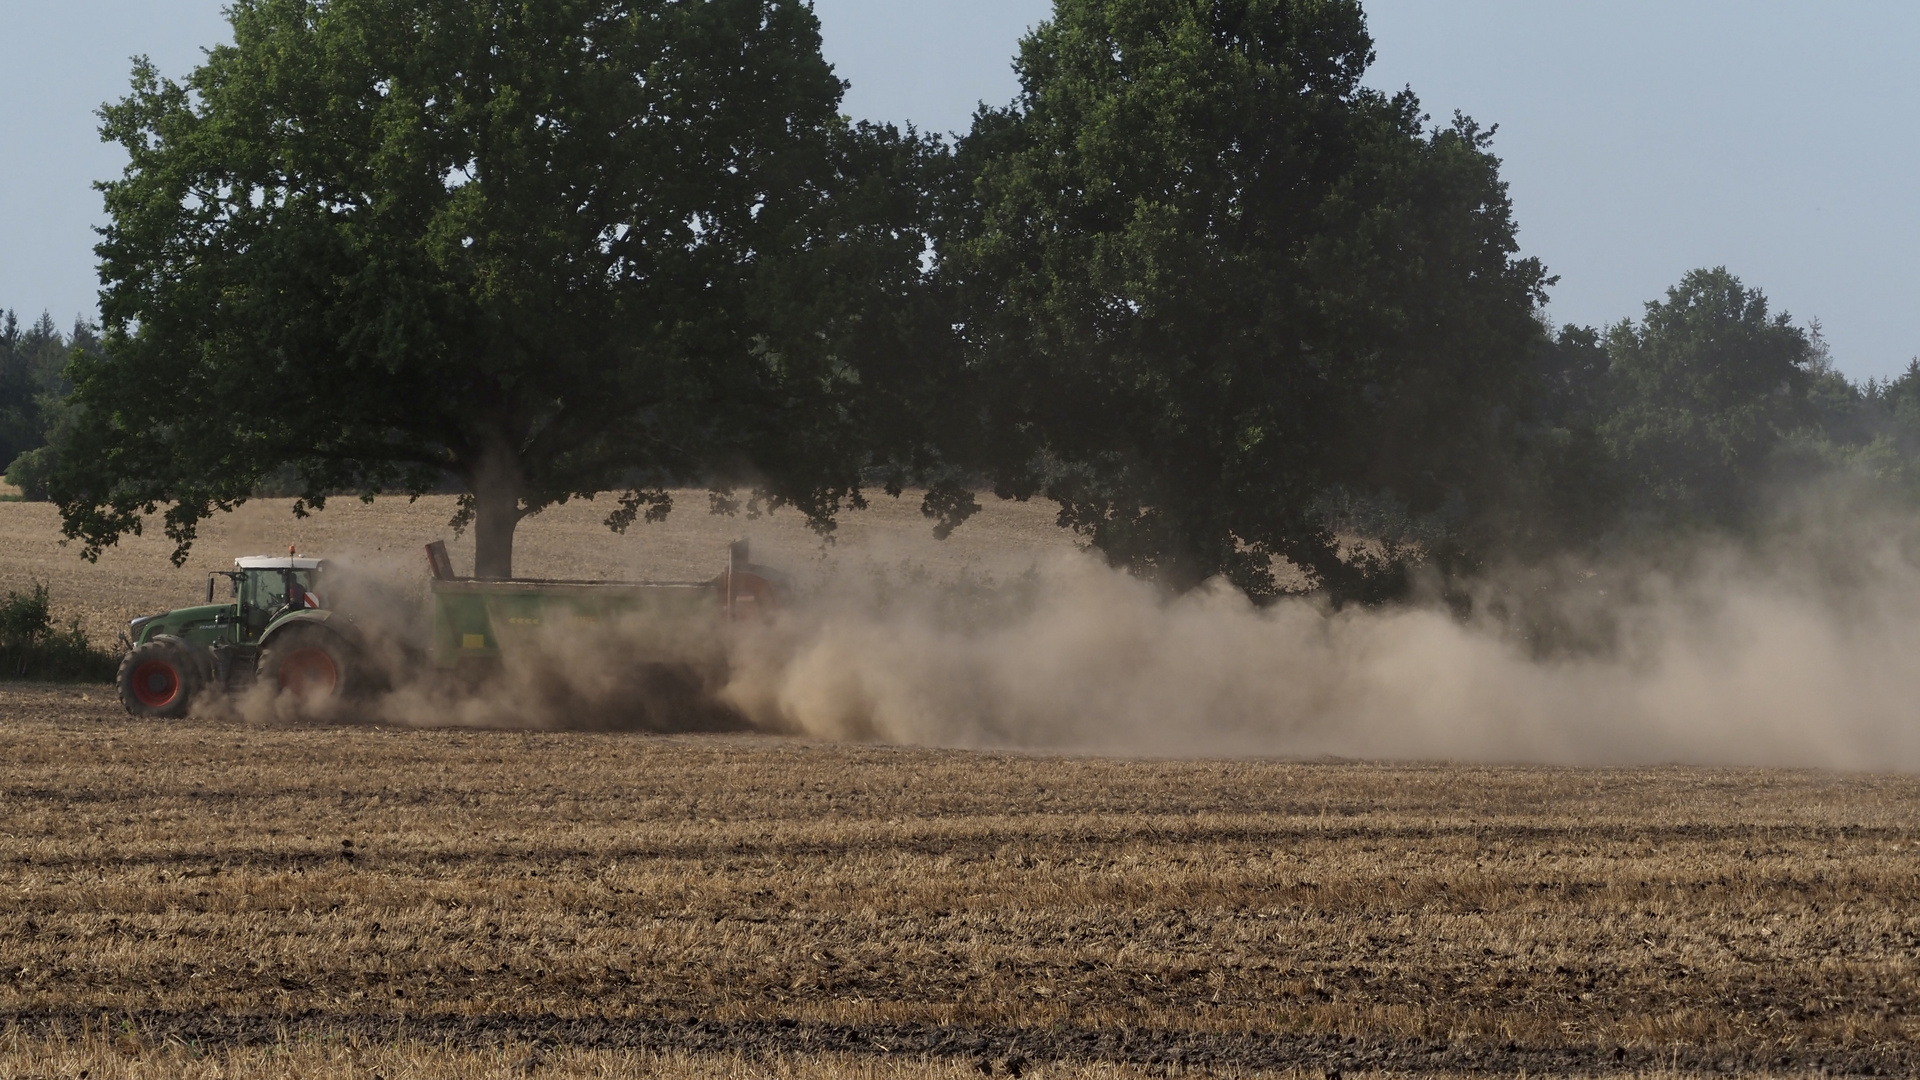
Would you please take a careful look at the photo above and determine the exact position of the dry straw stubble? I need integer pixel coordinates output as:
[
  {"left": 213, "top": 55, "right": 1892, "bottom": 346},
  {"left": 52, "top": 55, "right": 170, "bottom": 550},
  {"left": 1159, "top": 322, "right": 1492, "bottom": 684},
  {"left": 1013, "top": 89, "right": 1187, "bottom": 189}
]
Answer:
[{"left": 1, "top": 686, "right": 1918, "bottom": 1076}]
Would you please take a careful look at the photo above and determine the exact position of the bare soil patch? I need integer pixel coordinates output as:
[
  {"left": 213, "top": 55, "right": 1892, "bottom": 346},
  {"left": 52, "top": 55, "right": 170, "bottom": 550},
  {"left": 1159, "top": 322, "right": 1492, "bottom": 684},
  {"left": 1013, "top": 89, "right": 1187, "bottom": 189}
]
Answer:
[{"left": 0, "top": 687, "right": 1916, "bottom": 1076}]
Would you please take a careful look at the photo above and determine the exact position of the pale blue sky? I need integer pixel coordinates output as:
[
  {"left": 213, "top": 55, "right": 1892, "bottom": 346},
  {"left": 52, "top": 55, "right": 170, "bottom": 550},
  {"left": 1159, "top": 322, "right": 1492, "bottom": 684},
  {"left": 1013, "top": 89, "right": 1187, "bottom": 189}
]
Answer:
[{"left": 2, "top": 1, "right": 1915, "bottom": 378}]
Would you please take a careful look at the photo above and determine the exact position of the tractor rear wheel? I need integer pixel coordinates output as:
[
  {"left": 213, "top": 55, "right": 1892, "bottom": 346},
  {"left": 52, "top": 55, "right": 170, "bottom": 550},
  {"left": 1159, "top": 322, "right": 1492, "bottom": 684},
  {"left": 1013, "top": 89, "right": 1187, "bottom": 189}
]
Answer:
[
  {"left": 117, "top": 641, "right": 198, "bottom": 719},
  {"left": 261, "top": 625, "right": 354, "bottom": 712}
]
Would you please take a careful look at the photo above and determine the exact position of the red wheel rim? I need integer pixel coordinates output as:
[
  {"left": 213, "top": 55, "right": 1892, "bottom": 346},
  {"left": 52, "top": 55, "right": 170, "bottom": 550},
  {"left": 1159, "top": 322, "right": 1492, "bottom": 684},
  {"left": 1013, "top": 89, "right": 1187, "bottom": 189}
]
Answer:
[
  {"left": 131, "top": 659, "right": 180, "bottom": 708},
  {"left": 279, "top": 647, "right": 339, "bottom": 697}
]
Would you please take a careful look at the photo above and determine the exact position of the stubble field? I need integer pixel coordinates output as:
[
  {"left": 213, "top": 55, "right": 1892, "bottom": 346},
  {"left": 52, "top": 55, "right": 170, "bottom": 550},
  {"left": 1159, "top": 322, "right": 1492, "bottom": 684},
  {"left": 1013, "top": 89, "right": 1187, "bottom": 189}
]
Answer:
[{"left": 1, "top": 496, "right": 1917, "bottom": 1078}]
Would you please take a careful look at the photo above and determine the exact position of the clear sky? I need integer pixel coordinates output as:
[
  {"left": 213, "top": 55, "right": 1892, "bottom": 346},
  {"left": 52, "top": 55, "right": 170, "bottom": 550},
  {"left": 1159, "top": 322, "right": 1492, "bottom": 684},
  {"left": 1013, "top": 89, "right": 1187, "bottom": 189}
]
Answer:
[{"left": 3, "top": 1, "right": 1915, "bottom": 379}]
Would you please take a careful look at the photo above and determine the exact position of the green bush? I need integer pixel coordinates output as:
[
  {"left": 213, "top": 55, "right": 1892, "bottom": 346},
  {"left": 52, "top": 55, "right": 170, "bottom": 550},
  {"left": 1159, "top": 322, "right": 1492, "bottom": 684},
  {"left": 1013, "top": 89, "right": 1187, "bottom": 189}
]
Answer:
[
  {"left": 0, "top": 582, "right": 56, "bottom": 647},
  {"left": 0, "top": 583, "right": 117, "bottom": 682},
  {"left": 5, "top": 446, "right": 51, "bottom": 500}
]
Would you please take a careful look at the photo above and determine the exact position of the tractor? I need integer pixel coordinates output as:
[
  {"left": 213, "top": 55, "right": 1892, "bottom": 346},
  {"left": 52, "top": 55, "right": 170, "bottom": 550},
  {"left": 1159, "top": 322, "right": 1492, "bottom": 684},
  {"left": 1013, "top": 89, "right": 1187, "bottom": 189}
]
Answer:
[{"left": 117, "top": 554, "right": 360, "bottom": 718}]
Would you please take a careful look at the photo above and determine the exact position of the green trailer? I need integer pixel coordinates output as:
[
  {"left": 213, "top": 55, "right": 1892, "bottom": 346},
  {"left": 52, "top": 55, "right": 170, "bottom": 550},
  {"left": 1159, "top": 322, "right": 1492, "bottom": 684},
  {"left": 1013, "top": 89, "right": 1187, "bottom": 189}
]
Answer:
[
  {"left": 427, "top": 578, "right": 719, "bottom": 665},
  {"left": 421, "top": 539, "right": 781, "bottom": 666}
]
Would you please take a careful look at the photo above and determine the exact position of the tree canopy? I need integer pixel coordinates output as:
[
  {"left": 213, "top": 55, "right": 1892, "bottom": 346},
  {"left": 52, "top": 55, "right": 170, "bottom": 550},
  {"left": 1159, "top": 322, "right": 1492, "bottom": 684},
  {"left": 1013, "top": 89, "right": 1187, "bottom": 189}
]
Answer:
[
  {"left": 57, "top": 0, "right": 937, "bottom": 577},
  {"left": 0, "top": 313, "right": 63, "bottom": 473},
  {"left": 937, "top": 0, "right": 1550, "bottom": 602},
  {"left": 0, "top": 312, "right": 95, "bottom": 500},
  {"left": 1596, "top": 267, "right": 1811, "bottom": 524},
  {"left": 44, "top": 0, "right": 1914, "bottom": 599}
]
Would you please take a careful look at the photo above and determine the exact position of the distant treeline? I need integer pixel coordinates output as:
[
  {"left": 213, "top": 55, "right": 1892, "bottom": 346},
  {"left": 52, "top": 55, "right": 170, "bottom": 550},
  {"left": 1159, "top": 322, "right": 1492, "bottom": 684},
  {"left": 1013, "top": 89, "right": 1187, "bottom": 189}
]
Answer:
[
  {"left": 0, "top": 312, "right": 94, "bottom": 501},
  {"left": 1418, "top": 266, "right": 1920, "bottom": 567},
  {"left": 24, "top": 0, "right": 1920, "bottom": 602}
]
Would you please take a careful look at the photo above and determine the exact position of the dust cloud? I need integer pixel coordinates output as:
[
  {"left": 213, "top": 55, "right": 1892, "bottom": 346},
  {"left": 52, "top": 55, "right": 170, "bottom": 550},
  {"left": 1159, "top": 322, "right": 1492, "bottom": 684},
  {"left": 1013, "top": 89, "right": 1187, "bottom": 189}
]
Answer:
[
  {"left": 367, "top": 605, "right": 744, "bottom": 733},
  {"left": 717, "top": 504, "right": 1920, "bottom": 771},
  {"left": 222, "top": 549, "right": 745, "bottom": 733},
  {"left": 197, "top": 490, "right": 1920, "bottom": 771}
]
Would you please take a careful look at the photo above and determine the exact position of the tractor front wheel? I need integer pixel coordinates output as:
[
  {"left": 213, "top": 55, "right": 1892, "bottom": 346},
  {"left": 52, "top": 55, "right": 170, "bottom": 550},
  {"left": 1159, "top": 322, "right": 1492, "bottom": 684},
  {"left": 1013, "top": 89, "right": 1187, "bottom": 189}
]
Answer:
[
  {"left": 117, "top": 641, "right": 198, "bottom": 719},
  {"left": 261, "top": 626, "right": 355, "bottom": 713}
]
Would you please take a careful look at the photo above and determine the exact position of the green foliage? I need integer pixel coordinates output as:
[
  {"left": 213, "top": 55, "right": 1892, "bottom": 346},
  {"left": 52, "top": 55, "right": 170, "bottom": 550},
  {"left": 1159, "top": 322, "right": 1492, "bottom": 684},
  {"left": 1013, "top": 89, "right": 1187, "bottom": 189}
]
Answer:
[
  {"left": 6, "top": 446, "right": 53, "bottom": 501},
  {"left": 1766, "top": 355, "right": 1920, "bottom": 502},
  {"left": 57, "top": 0, "right": 940, "bottom": 577},
  {"left": 0, "top": 583, "right": 117, "bottom": 683},
  {"left": 0, "top": 311, "right": 96, "bottom": 500},
  {"left": 1481, "top": 323, "right": 1628, "bottom": 555},
  {"left": 1504, "top": 270, "right": 1920, "bottom": 555},
  {"left": 40, "top": 0, "right": 1916, "bottom": 602},
  {"left": 1596, "top": 267, "right": 1810, "bottom": 525},
  {"left": 938, "top": 0, "right": 1550, "bottom": 603},
  {"left": 0, "top": 583, "right": 51, "bottom": 646},
  {"left": 0, "top": 312, "right": 62, "bottom": 468}
]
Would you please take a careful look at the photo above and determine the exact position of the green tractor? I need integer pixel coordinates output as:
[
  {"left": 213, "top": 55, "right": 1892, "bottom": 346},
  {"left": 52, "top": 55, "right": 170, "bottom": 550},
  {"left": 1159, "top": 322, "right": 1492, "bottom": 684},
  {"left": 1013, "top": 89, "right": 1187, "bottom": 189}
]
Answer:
[{"left": 118, "top": 554, "right": 362, "bottom": 718}]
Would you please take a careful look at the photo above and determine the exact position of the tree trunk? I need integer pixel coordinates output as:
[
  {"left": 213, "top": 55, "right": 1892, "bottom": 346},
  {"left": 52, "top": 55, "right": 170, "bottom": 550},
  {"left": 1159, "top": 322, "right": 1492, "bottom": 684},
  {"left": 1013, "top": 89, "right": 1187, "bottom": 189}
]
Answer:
[{"left": 472, "top": 483, "right": 521, "bottom": 580}]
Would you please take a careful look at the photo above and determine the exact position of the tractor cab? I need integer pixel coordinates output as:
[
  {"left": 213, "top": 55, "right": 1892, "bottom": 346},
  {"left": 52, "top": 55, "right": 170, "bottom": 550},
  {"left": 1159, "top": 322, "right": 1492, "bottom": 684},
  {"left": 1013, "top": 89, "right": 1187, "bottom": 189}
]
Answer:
[{"left": 208, "top": 556, "right": 327, "bottom": 641}]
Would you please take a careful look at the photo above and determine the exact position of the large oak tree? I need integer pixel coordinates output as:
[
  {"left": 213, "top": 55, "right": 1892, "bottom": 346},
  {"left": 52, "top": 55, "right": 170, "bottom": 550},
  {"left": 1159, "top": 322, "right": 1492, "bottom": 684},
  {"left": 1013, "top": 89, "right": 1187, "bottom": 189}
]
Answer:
[
  {"left": 939, "top": 0, "right": 1551, "bottom": 602},
  {"left": 58, "top": 0, "right": 937, "bottom": 577}
]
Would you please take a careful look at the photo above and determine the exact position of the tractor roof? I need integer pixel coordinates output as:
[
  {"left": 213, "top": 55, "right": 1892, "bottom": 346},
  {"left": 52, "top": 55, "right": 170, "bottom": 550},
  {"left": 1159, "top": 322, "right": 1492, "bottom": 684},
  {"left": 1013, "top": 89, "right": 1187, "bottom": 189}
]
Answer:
[{"left": 234, "top": 556, "right": 325, "bottom": 570}]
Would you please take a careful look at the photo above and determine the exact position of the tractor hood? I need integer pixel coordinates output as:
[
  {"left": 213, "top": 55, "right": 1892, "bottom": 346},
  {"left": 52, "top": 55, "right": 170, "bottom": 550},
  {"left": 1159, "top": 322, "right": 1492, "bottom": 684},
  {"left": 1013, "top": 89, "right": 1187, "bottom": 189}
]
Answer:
[{"left": 134, "top": 604, "right": 231, "bottom": 645}]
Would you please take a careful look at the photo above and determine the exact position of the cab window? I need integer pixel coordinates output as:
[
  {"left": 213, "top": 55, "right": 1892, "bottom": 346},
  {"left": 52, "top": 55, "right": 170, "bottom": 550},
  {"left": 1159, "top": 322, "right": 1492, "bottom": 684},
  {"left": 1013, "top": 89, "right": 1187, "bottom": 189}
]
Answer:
[{"left": 242, "top": 569, "right": 315, "bottom": 613}]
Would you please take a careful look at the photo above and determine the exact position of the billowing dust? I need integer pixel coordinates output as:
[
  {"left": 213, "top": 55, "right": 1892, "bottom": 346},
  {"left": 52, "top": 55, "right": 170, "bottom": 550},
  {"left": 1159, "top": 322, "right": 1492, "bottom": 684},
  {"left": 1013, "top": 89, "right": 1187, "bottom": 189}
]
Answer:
[
  {"left": 20, "top": 484, "right": 1917, "bottom": 769},
  {"left": 218, "top": 487, "right": 1920, "bottom": 773},
  {"left": 722, "top": 540, "right": 1920, "bottom": 769}
]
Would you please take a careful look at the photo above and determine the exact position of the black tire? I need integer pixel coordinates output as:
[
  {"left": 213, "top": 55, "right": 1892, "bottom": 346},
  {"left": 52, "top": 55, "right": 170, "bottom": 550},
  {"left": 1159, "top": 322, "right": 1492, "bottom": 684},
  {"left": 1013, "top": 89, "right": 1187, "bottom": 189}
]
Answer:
[
  {"left": 117, "top": 641, "right": 198, "bottom": 719},
  {"left": 259, "top": 625, "right": 355, "bottom": 711}
]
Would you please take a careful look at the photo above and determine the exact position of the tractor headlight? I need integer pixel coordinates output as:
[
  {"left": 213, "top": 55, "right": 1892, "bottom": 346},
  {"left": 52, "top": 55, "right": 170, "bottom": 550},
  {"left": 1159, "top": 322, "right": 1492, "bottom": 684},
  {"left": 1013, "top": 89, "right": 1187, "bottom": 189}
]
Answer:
[{"left": 128, "top": 614, "right": 164, "bottom": 642}]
